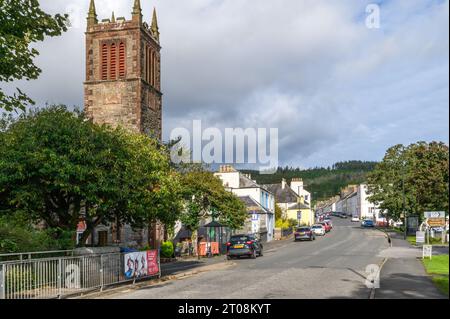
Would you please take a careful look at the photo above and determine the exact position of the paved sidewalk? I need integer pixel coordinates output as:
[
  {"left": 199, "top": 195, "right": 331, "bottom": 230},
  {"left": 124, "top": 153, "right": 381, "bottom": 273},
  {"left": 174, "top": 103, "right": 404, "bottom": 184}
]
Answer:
[{"left": 375, "top": 231, "right": 447, "bottom": 299}]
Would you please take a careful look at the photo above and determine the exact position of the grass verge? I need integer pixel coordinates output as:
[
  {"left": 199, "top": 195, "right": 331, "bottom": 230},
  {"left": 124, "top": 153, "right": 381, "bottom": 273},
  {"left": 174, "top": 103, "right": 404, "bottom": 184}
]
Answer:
[{"left": 422, "top": 254, "right": 449, "bottom": 297}]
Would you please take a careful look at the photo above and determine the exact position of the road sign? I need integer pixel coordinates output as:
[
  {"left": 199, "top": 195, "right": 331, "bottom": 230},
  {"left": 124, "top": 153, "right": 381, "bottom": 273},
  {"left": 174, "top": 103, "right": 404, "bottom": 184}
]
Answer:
[
  {"left": 416, "top": 231, "right": 425, "bottom": 244},
  {"left": 427, "top": 218, "right": 446, "bottom": 227},
  {"left": 423, "top": 245, "right": 432, "bottom": 260},
  {"left": 424, "top": 211, "right": 445, "bottom": 219}
]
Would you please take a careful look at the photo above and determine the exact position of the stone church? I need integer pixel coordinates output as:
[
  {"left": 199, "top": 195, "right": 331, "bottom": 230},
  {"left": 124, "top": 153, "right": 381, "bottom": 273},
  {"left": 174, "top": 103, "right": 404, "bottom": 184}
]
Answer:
[{"left": 81, "top": 0, "right": 164, "bottom": 248}]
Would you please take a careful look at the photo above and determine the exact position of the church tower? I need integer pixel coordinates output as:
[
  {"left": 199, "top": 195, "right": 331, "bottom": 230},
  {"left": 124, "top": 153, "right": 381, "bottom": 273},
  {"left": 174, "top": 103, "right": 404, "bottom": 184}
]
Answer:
[{"left": 84, "top": 0, "right": 162, "bottom": 139}]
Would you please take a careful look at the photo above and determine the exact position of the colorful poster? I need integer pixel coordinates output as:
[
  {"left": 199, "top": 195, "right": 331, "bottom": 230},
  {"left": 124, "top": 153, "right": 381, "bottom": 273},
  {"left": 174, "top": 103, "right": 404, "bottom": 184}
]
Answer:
[
  {"left": 124, "top": 250, "right": 159, "bottom": 279},
  {"left": 147, "top": 250, "right": 159, "bottom": 276}
]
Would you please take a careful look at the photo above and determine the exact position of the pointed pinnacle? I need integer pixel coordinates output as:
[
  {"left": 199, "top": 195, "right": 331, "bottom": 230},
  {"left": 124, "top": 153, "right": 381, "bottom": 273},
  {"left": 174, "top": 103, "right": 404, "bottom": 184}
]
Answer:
[
  {"left": 111, "top": 11, "right": 115, "bottom": 23},
  {"left": 87, "top": 0, "right": 98, "bottom": 24},
  {"left": 151, "top": 7, "right": 160, "bottom": 41},
  {"left": 132, "top": 0, "right": 142, "bottom": 15}
]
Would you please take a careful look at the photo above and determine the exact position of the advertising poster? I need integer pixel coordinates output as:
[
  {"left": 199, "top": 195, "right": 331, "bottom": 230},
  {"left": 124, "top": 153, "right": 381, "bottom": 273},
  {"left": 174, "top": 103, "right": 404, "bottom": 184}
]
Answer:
[{"left": 124, "top": 250, "right": 159, "bottom": 279}]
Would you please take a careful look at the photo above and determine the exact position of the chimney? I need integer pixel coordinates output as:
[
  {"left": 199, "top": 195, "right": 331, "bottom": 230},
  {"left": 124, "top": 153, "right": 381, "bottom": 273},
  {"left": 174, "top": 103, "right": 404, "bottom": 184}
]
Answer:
[{"left": 290, "top": 178, "right": 304, "bottom": 196}]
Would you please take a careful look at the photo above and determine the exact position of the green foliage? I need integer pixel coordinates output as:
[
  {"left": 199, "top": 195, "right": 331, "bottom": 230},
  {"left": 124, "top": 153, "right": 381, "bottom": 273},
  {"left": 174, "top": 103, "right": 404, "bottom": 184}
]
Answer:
[
  {"left": 179, "top": 168, "right": 247, "bottom": 231},
  {"left": 367, "top": 142, "right": 449, "bottom": 223},
  {"left": 0, "top": 0, "right": 69, "bottom": 111},
  {"left": 0, "top": 216, "right": 74, "bottom": 253},
  {"left": 242, "top": 161, "right": 377, "bottom": 203},
  {"left": 0, "top": 105, "right": 182, "bottom": 246},
  {"left": 161, "top": 241, "right": 174, "bottom": 258},
  {"left": 274, "top": 203, "right": 283, "bottom": 221}
]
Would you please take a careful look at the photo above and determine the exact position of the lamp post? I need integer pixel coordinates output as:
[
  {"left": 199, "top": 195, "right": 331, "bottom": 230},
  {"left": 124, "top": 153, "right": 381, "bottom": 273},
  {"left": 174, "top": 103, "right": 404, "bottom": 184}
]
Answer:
[{"left": 401, "top": 158, "right": 407, "bottom": 240}]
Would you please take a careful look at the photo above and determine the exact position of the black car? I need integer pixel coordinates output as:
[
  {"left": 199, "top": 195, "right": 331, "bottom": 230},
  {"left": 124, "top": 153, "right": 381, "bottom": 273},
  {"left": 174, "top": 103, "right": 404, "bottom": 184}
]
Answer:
[{"left": 226, "top": 235, "right": 263, "bottom": 260}]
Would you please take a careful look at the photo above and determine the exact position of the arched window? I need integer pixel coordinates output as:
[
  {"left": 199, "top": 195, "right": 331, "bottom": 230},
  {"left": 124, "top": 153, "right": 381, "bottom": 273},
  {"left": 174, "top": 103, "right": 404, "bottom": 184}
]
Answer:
[
  {"left": 147, "top": 48, "right": 152, "bottom": 84},
  {"left": 101, "top": 44, "right": 108, "bottom": 80},
  {"left": 152, "top": 52, "right": 156, "bottom": 87},
  {"left": 119, "top": 42, "right": 125, "bottom": 77},
  {"left": 110, "top": 43, "right": 117, "bottom": 79},
  {"left": 150, "top": 50, "right": 154, "bottom": 86}
]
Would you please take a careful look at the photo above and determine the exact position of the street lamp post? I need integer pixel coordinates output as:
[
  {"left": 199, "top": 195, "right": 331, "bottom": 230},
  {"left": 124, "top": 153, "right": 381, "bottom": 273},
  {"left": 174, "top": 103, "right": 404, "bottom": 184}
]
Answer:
[{"left": 402, "top": 159, "right": 407, "bottom": 240}]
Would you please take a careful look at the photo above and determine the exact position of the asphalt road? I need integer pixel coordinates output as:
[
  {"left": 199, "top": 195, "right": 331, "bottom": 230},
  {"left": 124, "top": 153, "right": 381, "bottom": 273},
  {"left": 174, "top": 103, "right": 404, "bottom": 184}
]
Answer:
[{"left": 103, "top": 218, "right": 389, "bottom": 299}]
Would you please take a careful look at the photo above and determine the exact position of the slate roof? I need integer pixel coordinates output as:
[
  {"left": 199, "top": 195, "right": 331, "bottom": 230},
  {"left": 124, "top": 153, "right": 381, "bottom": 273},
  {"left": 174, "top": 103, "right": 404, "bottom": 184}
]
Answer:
[
  {"left": 239, "top": 175, "right": 260, "bottom": 188},
  {"left": 263, "top": 183, "right": 300, "bottom": 204},
  {"left": 238, "top": 196, "right": 272, "bottom": 215}
]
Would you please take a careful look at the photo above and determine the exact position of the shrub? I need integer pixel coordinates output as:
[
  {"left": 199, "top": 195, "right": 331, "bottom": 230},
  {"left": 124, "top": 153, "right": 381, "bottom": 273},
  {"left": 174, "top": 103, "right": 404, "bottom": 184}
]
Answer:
[{"left": 161, "top": 241, "right": 174, "bottom": 258}]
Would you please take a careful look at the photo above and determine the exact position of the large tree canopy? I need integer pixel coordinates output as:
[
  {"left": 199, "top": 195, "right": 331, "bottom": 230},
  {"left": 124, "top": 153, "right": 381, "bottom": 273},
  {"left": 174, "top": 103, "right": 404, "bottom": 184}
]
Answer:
[
  {"left": 0, "top": 0, "right": 68, "bottom": 111},
  {"left": 367, "top": 142, "right": 449, "bottom": 223},
  {"left": 0, "top": 105, "right": 181, "bottom": 244}
]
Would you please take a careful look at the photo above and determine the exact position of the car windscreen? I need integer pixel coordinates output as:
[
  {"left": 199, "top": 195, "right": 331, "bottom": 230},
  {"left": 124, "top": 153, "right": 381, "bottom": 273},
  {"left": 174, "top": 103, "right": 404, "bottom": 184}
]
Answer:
[
  {"left": 296, "top": 228, "right": 310, "bottom": 232},
  {"left": 230, "top": 236, "right": 251, "bottom": 243},
  {"left": 312, "top": 225, "right": 323, "bottom": 228}
]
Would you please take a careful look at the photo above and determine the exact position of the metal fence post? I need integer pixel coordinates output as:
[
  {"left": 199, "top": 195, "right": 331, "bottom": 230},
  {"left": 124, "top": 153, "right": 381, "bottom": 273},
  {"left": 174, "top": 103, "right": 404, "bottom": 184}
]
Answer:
[
  {"left": 0, "top": 264, "right": 5, "bottom": 299},
  {"left": 58, "top": 258, "right": 62, "bottom": 298},
  {"left": 100, "top": 255, "right": 104, "bottom": 291}
]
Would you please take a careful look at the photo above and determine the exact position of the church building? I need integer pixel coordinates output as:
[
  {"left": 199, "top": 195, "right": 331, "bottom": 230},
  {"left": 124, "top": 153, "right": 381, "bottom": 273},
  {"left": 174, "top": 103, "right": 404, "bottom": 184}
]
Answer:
[{"left": 81, "top": 0, "right": 164, "bottom": 249}]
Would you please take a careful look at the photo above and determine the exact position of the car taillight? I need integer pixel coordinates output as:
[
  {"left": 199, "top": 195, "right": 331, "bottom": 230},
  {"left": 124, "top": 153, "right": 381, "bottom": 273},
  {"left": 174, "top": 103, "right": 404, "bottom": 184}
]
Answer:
[{"left": 246, "top": 241, "right": 253, "bottom": 245}]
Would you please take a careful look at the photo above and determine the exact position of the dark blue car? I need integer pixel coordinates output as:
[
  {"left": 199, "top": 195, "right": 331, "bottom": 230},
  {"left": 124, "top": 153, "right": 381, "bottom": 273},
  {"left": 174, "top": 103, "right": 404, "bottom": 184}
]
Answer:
[{"left": 361, "top": 219, "right": 375, "bottom": 228}]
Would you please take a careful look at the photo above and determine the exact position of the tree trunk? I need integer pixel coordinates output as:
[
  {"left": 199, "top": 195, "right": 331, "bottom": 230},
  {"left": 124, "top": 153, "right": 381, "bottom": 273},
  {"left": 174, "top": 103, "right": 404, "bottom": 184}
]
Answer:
[{"left": 191, "top": 229, "right": 199, "bottom": 259}]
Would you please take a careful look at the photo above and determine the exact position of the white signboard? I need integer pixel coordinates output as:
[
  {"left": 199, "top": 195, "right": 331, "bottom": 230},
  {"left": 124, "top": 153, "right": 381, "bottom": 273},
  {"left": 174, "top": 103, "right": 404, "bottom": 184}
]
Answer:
[
  {"left": 422, "top": 245, "right": 432, "bottom": 260},
  {"left": 424, "top": 211, "right": 445, "bottom": 219},
  {"left": 416, "top": 231, "right": 425, "bottom": 244}
]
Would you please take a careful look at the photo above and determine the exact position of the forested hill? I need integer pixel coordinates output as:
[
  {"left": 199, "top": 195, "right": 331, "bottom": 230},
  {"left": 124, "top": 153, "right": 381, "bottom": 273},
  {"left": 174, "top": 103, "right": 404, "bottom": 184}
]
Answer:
[{"left": 242, "top": 161, "right": 378, "bottom": 204}]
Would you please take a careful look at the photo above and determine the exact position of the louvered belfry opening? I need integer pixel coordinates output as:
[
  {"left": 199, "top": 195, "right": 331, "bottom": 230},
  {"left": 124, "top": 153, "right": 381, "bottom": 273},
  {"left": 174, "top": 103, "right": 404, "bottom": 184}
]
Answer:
[
  {"left": 101, "top": 44, "right": 108, "bottom": 80},
  {"left": 110, "top": 43, "right": 117, "bottom": 79},
  {"left": 100, "top": 41, "right": 126, "bottom": 80},
  {"left": 119, "top": 42, "right": 125, "bottom": 77}
]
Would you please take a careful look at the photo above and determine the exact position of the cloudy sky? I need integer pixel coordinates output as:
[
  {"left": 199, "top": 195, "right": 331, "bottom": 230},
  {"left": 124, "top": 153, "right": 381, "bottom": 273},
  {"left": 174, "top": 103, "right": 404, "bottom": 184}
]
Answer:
[{"left": 2, "top": 0, "right": 449, "bottom": 168}]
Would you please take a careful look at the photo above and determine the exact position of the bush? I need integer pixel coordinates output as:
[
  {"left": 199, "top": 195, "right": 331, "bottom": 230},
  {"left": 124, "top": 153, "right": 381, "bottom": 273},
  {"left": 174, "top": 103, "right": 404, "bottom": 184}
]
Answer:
[
  {"left": 161, "top": 241, "right": 174, "bottom": 258},
  {"left": 0, "top": 217, "right": 75, "bottom": 254}
]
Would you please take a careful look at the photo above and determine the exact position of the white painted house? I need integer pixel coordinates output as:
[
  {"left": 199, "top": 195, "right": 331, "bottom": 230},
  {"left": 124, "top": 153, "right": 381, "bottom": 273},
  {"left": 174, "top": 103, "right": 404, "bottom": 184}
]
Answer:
[
  {"left": 214, "top": 165, "right": 275, "bottom": 242},
  {"left": 335, "top": 184, "right": 386, "bottom": 223}
]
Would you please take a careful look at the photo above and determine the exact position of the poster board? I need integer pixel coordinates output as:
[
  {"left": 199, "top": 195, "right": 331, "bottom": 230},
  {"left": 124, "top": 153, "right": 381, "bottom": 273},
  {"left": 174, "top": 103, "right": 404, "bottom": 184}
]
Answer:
[{"left": 124, "top": 250, "right": 160, "bottom": 279}]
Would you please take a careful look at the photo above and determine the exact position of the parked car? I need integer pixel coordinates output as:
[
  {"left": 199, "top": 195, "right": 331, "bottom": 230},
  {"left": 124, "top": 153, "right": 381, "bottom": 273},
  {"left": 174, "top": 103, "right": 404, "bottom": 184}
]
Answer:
[
  {"left": 312, "top": 224, "right": 326, "bottom": 236},
  {"left": 320, "top": 222, "right": 332, "bottom": 232},
  {"left": 226, "top": 234, "right": 263, "bottom": 260},
  {"left": 361, "top": 219, "right": 375, "bottom": 228},
  {"left": 351, "top": 216, "right": 360, "bottom": 222},
  {"left": 294, "top": 227, "right": 316, "bottom": 241},
  {"left": 324, "top": 220, "right": 333, "bottom": 229}
]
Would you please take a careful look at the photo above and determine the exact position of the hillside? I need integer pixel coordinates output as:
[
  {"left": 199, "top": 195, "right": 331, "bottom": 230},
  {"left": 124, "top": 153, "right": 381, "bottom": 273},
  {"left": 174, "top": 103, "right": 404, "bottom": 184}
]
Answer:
[{"left": 242, "top": 161, "right": 377, "bottom": 204}]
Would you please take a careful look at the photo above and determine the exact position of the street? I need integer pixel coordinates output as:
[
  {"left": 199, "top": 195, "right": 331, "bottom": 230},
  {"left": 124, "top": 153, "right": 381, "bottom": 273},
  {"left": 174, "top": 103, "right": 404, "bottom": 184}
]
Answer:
[{"left": 102, "top": 218, "right": 389, "bottom": 299}]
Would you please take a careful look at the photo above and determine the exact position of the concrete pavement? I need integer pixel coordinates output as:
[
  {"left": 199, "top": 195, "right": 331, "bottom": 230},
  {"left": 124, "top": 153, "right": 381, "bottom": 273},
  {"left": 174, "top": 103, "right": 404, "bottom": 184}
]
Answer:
[{"left": 375, "top": 231, "right": 447, "bottom": 299}]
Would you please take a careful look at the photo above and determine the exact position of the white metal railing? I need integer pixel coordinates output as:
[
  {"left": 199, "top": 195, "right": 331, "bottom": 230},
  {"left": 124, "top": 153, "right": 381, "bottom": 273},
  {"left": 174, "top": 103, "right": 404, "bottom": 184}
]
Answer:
[
  {"left": 0, "top": 250, "right": 76, "bottom": 262},
  {"left": 0, "top": 251, "right": 161, "bottom": 299}
]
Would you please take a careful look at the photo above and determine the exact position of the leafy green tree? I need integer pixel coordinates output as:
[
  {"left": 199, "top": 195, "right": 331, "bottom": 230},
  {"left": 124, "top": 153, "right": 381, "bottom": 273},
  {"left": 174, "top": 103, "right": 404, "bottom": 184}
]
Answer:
[
  {"left": 0, "top": 0, "right": 68, "bottom": 111},
  {"left": 367, "top": 142, "right": 449, "bottom": 224},
  {"left": 0, "top": 105, "right": 182, "bottom": 246}
]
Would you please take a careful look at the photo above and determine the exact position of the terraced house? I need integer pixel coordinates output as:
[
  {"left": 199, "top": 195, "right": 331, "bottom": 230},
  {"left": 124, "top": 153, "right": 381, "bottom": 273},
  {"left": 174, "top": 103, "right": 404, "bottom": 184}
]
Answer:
[{"left": 214, "top": 166, "right": 275, "bottom": 242}]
